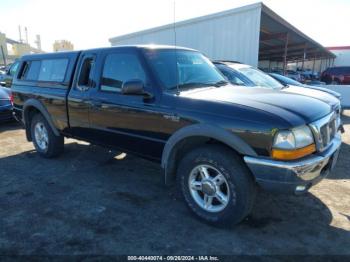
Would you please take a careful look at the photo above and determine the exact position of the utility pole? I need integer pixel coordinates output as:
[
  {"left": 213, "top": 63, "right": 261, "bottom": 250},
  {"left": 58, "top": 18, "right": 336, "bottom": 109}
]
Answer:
[
  {"left": 25, "top": 27, "right": 29, "bottom": 44},
  {"left": 1, "top": 45, "right": 7, "bottom": 66},
  {"left": 282, "top": 33, "right": 289, "bottom": 75},
  {"left": 35, "top": 35, "right": 42, "bottom": 51},
  {"left": 18, "top": 25, "right": 22, "bottom": 43}
]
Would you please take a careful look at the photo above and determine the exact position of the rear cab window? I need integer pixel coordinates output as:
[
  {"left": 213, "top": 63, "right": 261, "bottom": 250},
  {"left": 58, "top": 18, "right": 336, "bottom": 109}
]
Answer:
[
  {"left": 20, "top": 61, "right": 41, "bottom": 80},
  {"left": 9, "top": 61, "right": 20, "bottom": 76},
  {"left": 18, "top": 58, "right": 69, "bottom": 84},
  {"left": 38, "top": 59, "right": 68, "bottom": 82}
]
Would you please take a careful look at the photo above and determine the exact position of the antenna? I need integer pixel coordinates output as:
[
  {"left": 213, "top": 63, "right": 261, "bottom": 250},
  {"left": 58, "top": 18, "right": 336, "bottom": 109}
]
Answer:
[{"left": 173, "top": 0, "right": 179, "bottom": 94}]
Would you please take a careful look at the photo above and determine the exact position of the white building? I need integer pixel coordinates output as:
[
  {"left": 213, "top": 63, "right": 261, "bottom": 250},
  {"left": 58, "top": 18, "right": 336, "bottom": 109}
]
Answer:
[
  {"left": 109, "top": 2, "right": 334, "bottom": 70},
  {"left": 327, "top": 46, "right": 350, "bottom": 67}
]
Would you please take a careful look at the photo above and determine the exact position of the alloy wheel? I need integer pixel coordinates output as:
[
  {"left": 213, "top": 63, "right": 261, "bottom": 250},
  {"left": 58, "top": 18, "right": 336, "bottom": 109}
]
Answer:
[
  {"left": 188, "top": 164, "right": 232, "bottom": 213},
  {"left": 34, "top": 122, "right": 49, "bottom": 151}
]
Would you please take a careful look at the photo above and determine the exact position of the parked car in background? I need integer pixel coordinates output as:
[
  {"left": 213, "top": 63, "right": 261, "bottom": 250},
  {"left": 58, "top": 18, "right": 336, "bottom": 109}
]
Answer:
[
  {"left": 306, "top": 80, "right": 326, "bottom": 86},
  {"left": 0, "top": 65, "right": 7, "bottom": 74},
  {"left": 0, "top": 60, "right": 20, "bottom": 88},
  {"left": 296, "top": 68, "right": 318, "bottom": 80},
  {"left": 285, "top": 70, "right": 304, "bottom": 82},
  {"left": 321, "top": 66, "right": 350, "bottom": 85},
  {"left": 214, "top": 61, "right": 341, "bottom": 108},
  {"left": 0, "top": 71, "right": 5, "bottom": 83},
  {"left": 11, "top": 46, "right": 343, "bottom": 226},
  {"left": 0, "top": 66, "right": 6, "bottom": 82},
  {"left": 269, "top": 73, "right": 342, "bottom": 101},
  {"left": 0, "top": 86, "right": 13, "bottom": 122}
]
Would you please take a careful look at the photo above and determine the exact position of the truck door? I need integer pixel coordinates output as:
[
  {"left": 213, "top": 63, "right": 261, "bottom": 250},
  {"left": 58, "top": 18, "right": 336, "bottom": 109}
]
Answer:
[
  {"left": 67, "top": 53, "right": 96, "bottom": 137},
  {"left": 88, "top": 49, "right": 165, "bottom": 160}
]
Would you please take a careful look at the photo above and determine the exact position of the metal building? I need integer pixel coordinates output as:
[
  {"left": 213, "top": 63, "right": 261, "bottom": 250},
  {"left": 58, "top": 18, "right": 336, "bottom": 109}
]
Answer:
[
  {"left": 327, "top": 46, "right": 350, "bottom": 67},
  {"left": 109, "top": 2, "right": 334, "bottom": 71}
]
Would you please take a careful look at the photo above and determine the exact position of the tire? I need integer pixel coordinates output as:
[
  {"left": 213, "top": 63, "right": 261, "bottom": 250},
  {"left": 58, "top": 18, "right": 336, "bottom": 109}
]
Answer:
[
  {"left": 30, "top": 113, "right": 64, "bottom": 158},
  {"left": 177, "top": 145, "right": 256, "bottom": 227}
]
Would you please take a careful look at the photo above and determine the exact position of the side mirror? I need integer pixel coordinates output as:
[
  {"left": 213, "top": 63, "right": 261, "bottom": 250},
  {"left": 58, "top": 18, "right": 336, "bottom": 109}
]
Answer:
[
  {"left": 122, "top": 79, "right": 144, "bottom": 95},
  {"left": 122, "top": 79, "right": 153, "bottom": 98}
]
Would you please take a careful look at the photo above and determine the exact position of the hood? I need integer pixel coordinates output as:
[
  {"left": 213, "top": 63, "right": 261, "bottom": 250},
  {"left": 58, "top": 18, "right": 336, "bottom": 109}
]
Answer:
[
  {"left": 285, "top": 85, "right": 341, "bottom": 107},
  {"left": 302, "top": 84, "right": 341, "bottom": 100},
  {"left": 180, "top": 85, "right": 332, "bottom": 125}
]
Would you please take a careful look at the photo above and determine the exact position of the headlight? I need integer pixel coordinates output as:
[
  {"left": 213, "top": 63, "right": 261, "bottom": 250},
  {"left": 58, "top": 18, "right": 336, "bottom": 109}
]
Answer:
[
  {"left": 273, "top": 125, "right": 314, "bottom": 149},
  {"left": 272, "top": 125, "right": 316, "bottom": 160}
]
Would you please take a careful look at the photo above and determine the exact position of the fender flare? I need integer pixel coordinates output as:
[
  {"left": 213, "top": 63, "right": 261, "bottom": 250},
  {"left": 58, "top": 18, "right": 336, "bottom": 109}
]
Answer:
[
  {"left": 23, "top": 99, "right": 60, "bottom": 140},
  {"left": 161, "top": 124, "right": 257, "bottom": 184}
]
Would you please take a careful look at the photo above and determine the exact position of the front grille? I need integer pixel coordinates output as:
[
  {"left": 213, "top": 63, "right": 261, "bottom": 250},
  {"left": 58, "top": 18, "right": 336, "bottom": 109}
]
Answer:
[
  {"left": 320, "top": 124, "right": 329, "bottom": 146},
  {"left": 310, "top": 112, "right": 340, "bottom": 152},
  {"left": 319, "top": 118, "right": 336, "bottom": 148}
]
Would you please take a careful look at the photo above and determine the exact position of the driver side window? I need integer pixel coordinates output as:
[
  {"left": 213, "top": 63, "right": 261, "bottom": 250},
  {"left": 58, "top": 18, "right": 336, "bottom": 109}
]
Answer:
[{"left": 100, "top": 53, "right": 146, "bottom": 93}]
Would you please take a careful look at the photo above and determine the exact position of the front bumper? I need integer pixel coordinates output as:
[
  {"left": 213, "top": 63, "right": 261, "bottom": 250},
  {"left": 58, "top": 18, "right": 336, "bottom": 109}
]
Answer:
[{"left": 244, "top": 133, "right": 342, "bottom": 194}]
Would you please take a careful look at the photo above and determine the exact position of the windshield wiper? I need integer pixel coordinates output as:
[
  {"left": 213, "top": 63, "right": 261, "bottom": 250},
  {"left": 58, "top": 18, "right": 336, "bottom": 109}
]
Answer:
[
  {"left": 212, "top": 80, "right": 229, "bottom": 87},
  {"left": 168, "top": 80, "right": 228, "bottom": 92},
  {"left": 168, "top": 82, "right": 216, "bottom": 91}
]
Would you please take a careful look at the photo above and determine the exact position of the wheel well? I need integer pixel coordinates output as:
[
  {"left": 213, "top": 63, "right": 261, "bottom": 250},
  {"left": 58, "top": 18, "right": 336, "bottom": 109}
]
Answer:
[
  {"left": 165, "top": 136, "right": 240, "bottom": 184},
  {"left": 24, "top": 106, "right": 41, "bottom": 141}
]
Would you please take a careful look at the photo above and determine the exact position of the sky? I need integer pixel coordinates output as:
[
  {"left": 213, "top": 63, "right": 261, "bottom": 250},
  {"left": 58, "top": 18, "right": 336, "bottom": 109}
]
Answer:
[{"left": 0, "top": 0, "right": 349, "bottom": 52}]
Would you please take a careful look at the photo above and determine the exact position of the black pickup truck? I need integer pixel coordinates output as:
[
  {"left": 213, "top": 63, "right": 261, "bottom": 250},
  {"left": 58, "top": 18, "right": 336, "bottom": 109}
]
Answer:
[{"left": 12, "top": 45, "right": 342, "bottom": 226}]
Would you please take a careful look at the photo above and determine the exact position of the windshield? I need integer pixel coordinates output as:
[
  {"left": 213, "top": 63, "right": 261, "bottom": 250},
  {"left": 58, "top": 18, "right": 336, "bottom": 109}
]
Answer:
[
  {"left": 236, "top": 67, "right": 284, "bottom": 89},
  {"left": 144, "top": 49, "right": 226, "bottom": 91},
  {"left": 270, "top": 73, "right": 303, "bottom": 87}
]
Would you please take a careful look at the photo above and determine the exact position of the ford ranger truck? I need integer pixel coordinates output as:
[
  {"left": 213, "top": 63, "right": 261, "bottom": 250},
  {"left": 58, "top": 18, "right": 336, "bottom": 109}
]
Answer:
[{"left": 12, "top": 46, "right": 343, "bottom": 226}]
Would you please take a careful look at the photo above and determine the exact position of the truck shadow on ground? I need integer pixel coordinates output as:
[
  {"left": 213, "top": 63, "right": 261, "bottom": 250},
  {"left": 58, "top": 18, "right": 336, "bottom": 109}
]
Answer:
[
  {"left": 329, "top": 141, "right": 350, "bottom": 180},
  {"left": 1, "top": 142, "right": 349, "bottom": 255},
  {"left": 341, "top": 111, "right": 350, "bottom": 125},
  {"left": 0, "top": 121, "right": 21, "bottom": 133}
]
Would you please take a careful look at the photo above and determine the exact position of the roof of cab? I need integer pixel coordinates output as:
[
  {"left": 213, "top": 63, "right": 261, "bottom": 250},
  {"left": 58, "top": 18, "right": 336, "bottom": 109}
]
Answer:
[
  {"left": 84, "top": 44, "right": 197, "bottom": 53},
  {"left": 21, "top": 50, "right": 81, "bottom": 61},
  {"left": 213, "top": 60, "right": 252, "bottom": 70},
  {"left": 21, "top": 45, "right": 197, "bottom": 60}
]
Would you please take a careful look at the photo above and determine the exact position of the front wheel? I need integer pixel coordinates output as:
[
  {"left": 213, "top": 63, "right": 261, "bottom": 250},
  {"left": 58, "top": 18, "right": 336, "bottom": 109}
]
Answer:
[
  {"left": 177, "top": 145, "right": 256, "bottom": 227},
  {"left": 31, "top": 113, "right": 64, "bottom": 158}
]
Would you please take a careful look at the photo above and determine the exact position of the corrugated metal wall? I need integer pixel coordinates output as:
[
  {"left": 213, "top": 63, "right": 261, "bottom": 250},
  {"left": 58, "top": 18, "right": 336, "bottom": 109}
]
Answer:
[
  {"left": 110, "top": 4, "right": 262, "bottom": 67},
  {"left": 331, "top": 49, "right": 350, "bottom": 66}
]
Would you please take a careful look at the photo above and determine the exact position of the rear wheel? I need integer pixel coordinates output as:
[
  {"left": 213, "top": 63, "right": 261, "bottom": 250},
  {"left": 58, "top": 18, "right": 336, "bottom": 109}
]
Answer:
[
  {"left": 177, "top": 145, "right": 256, "bottom": 227},
  {"left": 31, "top": 113, "right": 64, "bottom": 158}
]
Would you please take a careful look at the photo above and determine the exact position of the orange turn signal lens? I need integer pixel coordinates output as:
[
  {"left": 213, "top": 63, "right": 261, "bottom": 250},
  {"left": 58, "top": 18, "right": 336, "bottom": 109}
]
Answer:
[{"left": 272, "top": 144, "right": 316, "bottom": 160}]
